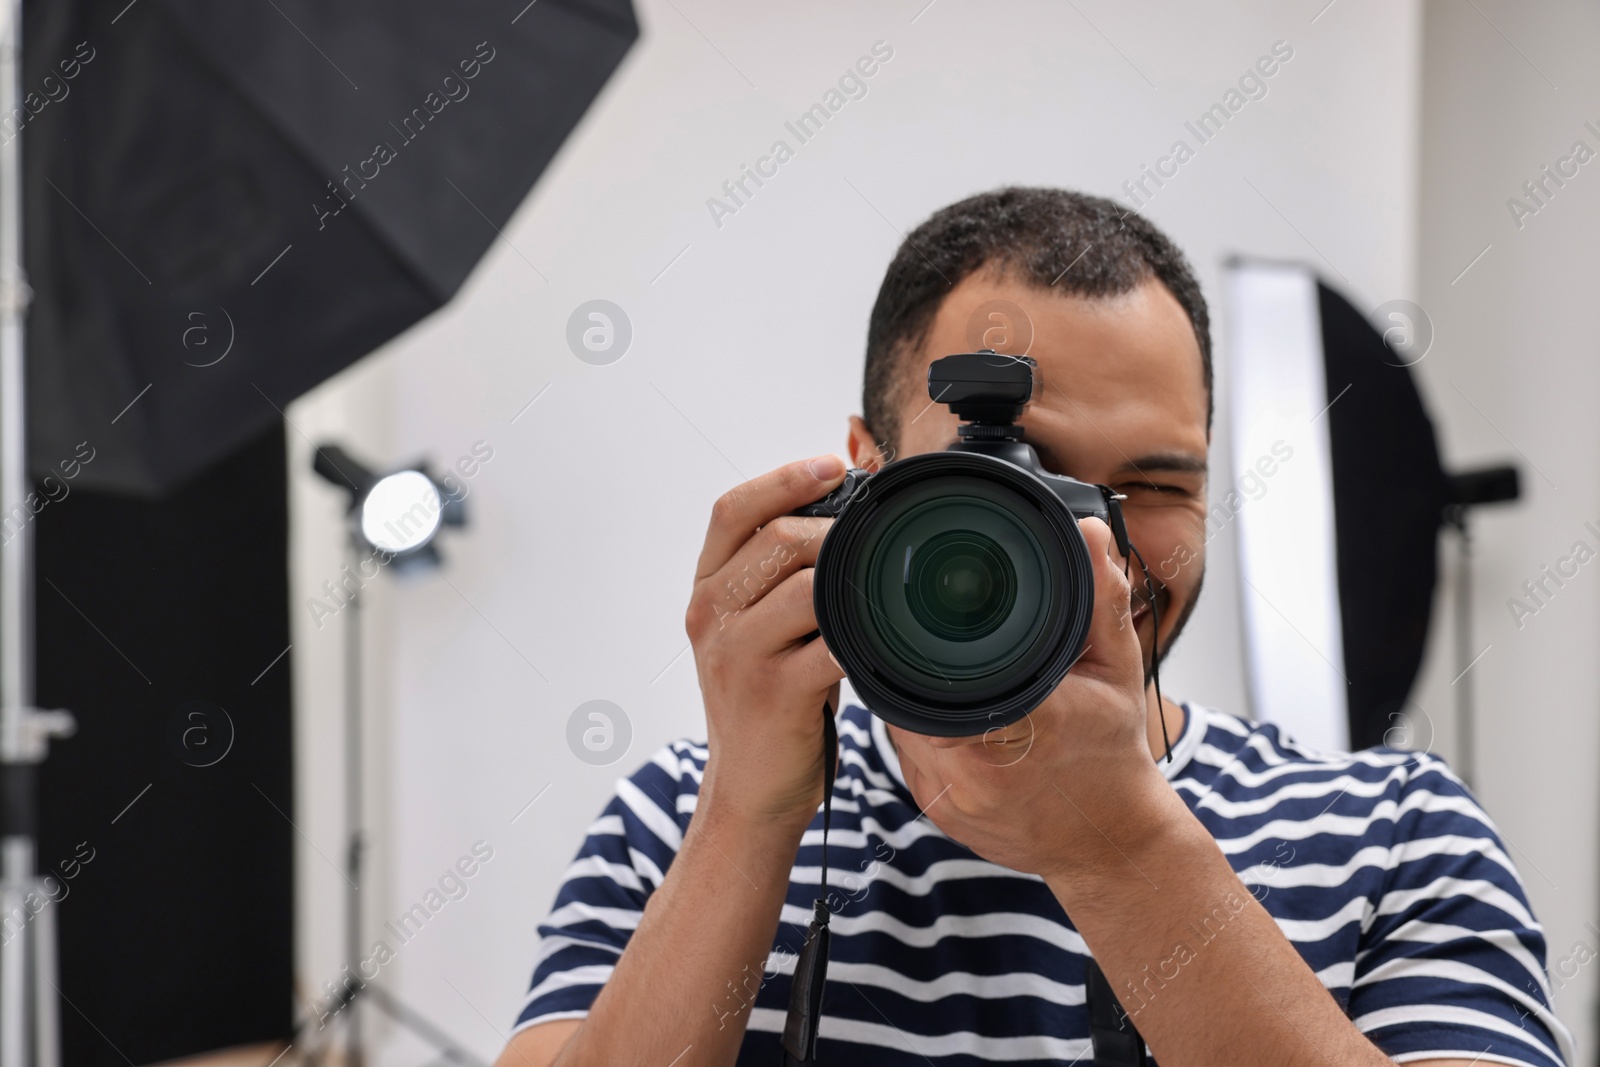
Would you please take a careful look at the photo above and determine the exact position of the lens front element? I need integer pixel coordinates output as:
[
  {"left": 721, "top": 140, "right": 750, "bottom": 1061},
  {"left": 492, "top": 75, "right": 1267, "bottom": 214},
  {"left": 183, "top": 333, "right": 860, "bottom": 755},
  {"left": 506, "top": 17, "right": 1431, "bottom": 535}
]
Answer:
[
  {"left": 906, "top": 530, "right": 1018, "bottom": 642},
  {"left": 861, "top": 481, "right": 1053, "bottom": 689}
]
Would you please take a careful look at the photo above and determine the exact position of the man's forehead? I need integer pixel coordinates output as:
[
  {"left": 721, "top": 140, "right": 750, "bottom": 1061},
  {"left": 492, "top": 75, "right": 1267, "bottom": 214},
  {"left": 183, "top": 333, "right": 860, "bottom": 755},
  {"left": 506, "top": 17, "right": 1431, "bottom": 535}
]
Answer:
[{"left": 903, "top": 271, "right": 1209, "bottom": 438}]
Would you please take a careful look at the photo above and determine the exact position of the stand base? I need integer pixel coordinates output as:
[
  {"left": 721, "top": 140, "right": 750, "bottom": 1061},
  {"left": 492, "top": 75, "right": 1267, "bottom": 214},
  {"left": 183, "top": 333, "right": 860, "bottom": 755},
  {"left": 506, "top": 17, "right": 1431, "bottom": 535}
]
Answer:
[{"left": 291, "top": 981, "right": 487, "bottom": 1067}]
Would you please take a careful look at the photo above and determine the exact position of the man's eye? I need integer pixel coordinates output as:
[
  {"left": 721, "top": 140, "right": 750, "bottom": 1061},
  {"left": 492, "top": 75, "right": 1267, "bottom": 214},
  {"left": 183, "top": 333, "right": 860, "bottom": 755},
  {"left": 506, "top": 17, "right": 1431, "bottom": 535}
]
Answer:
[{"left": 1120, "top": 483, "right": 1186, "bottom": 496}]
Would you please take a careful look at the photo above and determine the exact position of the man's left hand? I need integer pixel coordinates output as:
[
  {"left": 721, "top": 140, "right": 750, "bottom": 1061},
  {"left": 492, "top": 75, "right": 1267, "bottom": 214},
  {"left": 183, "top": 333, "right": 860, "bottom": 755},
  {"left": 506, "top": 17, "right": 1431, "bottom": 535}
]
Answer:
[{"left": 893, "top": 515, "right": 1181, "bottom": 880}]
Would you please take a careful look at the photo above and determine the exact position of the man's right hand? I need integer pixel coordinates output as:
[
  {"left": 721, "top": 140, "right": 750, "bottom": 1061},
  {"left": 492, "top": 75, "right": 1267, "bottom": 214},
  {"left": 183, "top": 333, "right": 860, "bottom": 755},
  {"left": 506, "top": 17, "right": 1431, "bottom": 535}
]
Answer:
[
  {"left": 684, "top": 454, "right": 851, "bottom": 834},
  {"left": 496, "top": 454, "right": 855, "bottom": 1067}
]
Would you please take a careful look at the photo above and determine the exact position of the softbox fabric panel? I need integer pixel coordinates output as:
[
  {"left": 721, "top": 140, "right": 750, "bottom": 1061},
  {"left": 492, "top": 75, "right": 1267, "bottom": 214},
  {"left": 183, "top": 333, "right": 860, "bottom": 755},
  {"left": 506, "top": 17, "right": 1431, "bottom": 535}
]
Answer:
[
  {"left": 1318, "top": 283, "right": 1448, "bottom": 750},
  {"left": 23, "top": 0, "right": 638, "bottom": 496}
]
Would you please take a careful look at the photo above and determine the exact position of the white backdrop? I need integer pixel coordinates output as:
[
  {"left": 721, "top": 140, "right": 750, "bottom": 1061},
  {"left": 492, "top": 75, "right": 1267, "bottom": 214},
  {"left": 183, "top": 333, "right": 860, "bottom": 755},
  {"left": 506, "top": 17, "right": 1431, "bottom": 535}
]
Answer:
[
  {"left": 277, "top": 0, "right": 1600, "bottom": 1061},
  {"left": 1410, "top": 0, "right": 1600, "bottom": 1057}
]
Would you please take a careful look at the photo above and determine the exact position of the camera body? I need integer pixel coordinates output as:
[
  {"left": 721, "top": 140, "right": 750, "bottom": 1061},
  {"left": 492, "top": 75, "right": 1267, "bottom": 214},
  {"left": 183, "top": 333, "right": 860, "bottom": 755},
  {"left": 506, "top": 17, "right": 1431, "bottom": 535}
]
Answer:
[{"left": 795, "top": 351, "right": 1132, "bottom": 737}]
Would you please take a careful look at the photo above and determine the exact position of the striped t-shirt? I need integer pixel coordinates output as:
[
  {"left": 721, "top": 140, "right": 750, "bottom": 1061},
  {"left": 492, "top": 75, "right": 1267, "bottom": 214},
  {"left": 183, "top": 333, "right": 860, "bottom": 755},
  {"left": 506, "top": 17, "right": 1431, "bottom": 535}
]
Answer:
[{"left": 515, "top": 701, "right": 1574, "bottom": 1066}]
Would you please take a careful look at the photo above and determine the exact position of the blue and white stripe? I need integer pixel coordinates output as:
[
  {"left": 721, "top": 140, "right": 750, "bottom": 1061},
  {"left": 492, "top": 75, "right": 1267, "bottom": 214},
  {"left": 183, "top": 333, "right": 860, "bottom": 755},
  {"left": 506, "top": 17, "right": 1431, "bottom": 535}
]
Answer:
[{"left": 515, "top": 701, "right": 1574, "bottom": 1066}]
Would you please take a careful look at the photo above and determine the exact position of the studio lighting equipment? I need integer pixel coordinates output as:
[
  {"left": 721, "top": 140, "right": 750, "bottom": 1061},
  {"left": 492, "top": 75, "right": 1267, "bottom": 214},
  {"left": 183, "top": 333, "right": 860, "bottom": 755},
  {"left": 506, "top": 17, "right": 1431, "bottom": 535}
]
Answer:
[
  {"left": 4, "top": 0, "right": 636, "bottom": 1055},
  {"left": 308, "top": 442, "right": 477, "bottom": 1067},
  {"left": 1225, "top": 258, "right": 1521, "bottom": 773},
  {"left": 314, "top": 445, "right": 465, "bottom": 568}
]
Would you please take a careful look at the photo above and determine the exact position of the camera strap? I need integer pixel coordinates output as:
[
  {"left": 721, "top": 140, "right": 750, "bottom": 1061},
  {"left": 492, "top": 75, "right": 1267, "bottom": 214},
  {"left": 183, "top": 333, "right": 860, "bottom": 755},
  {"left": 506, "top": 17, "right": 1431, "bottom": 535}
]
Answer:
[
  {"left": 1100, "top": 485, "right": 1172, "bottom": 763},
  {"left": 1084, "top": 958, "right": 1151, "bottom": 1065},
  {"left": 779, "top": 697, "right": 839, "bottom": 1066},
  {"left": 1125, "top": 541, "right": 1172, "bottom": 764}
]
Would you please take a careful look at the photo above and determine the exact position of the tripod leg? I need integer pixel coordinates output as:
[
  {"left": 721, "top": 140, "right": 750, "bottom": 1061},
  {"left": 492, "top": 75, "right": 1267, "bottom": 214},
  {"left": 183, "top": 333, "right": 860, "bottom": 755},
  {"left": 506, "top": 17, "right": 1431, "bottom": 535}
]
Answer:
[
  {"left": 360, "top": 985, "right": 489, "bottom": 1067},
  {"left": 298, "top": 980, "right": 361, "bottom": 1067}
]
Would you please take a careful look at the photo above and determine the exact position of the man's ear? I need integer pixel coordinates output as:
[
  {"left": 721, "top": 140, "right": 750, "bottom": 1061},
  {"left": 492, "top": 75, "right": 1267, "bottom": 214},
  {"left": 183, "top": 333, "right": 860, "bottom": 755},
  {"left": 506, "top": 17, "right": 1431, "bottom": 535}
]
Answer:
[{"left": 847, "top": 415, "right": 891, "bottom": 472}]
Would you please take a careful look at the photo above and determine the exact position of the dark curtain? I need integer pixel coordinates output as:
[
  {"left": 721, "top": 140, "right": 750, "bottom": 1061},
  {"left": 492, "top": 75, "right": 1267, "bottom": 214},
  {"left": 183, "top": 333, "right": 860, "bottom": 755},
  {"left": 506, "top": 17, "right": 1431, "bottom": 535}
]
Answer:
[{"left": 34, "top": 424, "right": 294, "bottom": 1066}]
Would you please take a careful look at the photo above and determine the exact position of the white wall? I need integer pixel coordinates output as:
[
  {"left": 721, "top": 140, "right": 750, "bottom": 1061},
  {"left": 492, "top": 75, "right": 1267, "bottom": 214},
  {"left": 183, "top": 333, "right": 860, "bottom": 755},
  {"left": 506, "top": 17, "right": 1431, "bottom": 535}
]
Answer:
[
  {"left": 285, "top": 0, "right": 1434, "bottom": 1060},
  {"left": 1411, "top": 1, "right": 1600, "bottom": 1058}
]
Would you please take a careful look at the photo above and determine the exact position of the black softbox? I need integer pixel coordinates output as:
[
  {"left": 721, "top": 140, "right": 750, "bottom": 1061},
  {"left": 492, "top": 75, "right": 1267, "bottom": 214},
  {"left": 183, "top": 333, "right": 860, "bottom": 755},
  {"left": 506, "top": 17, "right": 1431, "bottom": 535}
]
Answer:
[
  {"left": 1226, "top": 258, "right": 1516, "bottom": 754},
  {"left": 23, "top": 0, "right": 638, "bottom": 495},
  {"left": 1316, "top": 281, "right": 1450, "bottom": 749}
]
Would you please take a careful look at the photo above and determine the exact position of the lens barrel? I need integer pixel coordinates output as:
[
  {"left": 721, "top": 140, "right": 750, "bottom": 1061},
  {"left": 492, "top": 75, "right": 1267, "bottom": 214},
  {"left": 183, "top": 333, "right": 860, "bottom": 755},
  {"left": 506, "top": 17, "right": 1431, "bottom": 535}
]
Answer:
[{"left": 812, "top": 451, "right": 1096, "bottom": 736}]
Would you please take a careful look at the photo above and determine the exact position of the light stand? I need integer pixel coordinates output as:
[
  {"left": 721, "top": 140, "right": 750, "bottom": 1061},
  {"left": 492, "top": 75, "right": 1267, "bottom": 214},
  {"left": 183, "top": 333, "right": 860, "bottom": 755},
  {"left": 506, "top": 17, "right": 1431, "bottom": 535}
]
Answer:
[
  {"left": 299, "top": 444, "right": 479, "bottom": 1067},
  {"left": 0, "top": 5, "right": 75, "bottom": 1067},
  {"left": 1441, "top": 465, "right": 1520, "bottom": 788}
]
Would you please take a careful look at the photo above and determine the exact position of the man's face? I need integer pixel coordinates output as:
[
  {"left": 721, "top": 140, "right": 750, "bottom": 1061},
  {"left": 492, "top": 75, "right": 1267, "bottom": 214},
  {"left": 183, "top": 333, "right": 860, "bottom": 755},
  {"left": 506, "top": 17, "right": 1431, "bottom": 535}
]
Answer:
[{"left": 847, "top": 267, "right": 1210, "bottom": 753}]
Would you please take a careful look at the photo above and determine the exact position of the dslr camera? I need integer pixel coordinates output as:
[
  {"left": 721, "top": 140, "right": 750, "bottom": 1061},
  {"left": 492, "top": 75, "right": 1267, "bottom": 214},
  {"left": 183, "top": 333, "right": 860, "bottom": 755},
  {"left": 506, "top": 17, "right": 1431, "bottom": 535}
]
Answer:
[{"left": 795, "top": 351, "right": 1132, "bottom": 737}]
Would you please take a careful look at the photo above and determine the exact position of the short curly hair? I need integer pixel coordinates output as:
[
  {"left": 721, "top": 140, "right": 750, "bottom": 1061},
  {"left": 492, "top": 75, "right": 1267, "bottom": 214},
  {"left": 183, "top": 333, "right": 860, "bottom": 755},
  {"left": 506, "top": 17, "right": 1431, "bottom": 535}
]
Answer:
[{"left": 862, "top": 187, "right": 1212, "bottom": 452}]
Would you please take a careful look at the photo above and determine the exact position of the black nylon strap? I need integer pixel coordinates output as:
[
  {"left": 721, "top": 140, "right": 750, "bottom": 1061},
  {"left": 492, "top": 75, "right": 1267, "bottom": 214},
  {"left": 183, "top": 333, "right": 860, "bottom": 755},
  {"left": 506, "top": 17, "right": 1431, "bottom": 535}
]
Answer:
[
  {"left": 1084, "top": 958, "right": 1150, "bottom": 1065},
  {"left": 780, "top": 697, "right": 839, "bottom": 1066},
  {"left": 820, "top": 704, "right": 837, "bottom": 896}
]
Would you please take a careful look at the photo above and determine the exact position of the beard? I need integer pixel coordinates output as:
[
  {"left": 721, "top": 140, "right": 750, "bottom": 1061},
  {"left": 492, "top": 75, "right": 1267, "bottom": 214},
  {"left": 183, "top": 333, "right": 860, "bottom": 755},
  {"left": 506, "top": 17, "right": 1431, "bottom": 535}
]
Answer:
[{"left": 1135, "top": 564, "right": 1203, "bottom": 687}]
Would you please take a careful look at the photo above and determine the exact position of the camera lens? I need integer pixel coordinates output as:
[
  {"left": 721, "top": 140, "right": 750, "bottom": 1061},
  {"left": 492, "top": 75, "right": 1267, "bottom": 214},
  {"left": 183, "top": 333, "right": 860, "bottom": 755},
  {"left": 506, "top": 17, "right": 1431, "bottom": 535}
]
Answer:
[
  {"left": 811, "top": 452, "right": 1095, "bottom": 735},
  {"left": 905, "top": 530, "right": 1017, "bottom": 642},
  {"left": 859, "top": 483, "right": 1051, "bottom": 686}
]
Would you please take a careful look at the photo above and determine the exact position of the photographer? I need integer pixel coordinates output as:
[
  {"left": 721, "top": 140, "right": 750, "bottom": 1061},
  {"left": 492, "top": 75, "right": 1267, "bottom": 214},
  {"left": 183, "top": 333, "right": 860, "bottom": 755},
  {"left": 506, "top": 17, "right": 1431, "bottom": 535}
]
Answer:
[{"left": 493, "top": 188, "right": 1571, "bottom": 1066}]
